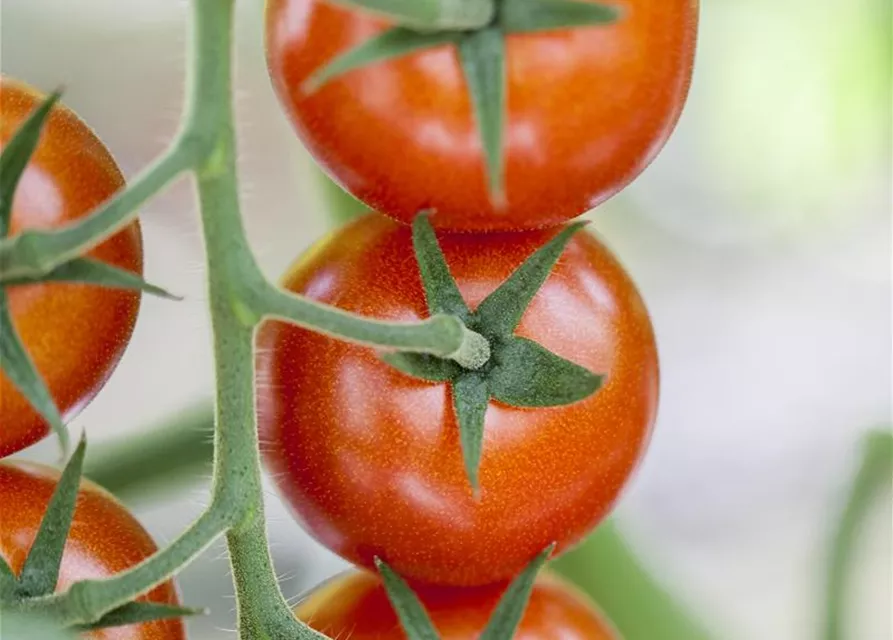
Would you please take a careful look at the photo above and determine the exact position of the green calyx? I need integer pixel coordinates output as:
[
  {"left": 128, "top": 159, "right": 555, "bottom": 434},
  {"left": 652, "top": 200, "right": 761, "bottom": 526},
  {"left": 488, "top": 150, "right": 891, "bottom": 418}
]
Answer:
[
  {"left": 0, "top": 436, "right": 201, "bottom": 630},
  {"left": 303, "top": 0, "right": 621, "bottom": 205},
  {"left": 375, "top": 544, "right": 555, "bottom": 640},
  {"left": 382, "top": 215, "right": 604, "bottom": 492}
]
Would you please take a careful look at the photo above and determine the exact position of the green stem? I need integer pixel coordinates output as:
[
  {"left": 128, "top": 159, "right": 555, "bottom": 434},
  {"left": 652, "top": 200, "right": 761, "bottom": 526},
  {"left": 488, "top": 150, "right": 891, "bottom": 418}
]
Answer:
[
  {"left": 823, "top": 429, "right": 893, "bottom": 640},
  {"left": 552, "top": 521, "right": 714, "bottom": 640},
  {"left": 0, "top": 142, "right": 195, "bottom": 282},
  {"left": 329, "top": 0, "right": 494, "bottom": 30}
]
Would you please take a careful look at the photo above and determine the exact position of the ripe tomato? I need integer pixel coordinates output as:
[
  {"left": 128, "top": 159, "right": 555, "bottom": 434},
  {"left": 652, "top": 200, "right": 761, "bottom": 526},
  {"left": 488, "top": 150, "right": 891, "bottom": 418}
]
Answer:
[
  {"left": 0, "top": 77, "right": 142, "bottom": 458},
  {"left": 0, "top": 462, "right": 185, "bottom": 640},
  {"left": 265, "top": 0, "right": 698, "bottom": 231},
  {"left": 295, "top": 570, "right": 619, "bottom": 639},
  {"left": 256, "top": 214, "right": 658, "bottom": 586}
]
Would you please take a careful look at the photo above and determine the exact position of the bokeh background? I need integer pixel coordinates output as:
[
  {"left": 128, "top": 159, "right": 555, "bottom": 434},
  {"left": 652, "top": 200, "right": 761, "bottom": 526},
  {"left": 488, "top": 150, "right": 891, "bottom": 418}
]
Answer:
[{"left": 2, "top": 0, "right": 890, "bottom": 638}]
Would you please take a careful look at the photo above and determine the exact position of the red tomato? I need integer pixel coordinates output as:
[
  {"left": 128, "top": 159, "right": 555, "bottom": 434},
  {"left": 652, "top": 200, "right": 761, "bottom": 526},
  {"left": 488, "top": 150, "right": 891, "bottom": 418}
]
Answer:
[
  {"left": 256, "top": 214, "right": 658, "bottom": 586},
  {"left": 265, "top": 0, "right": 698, "bottom": 231},
  {"left": 0, "top": 77, "right": 142, "bottom": 458},
  {"left": 0, "top": 462, "right": 185, "bottom": 640},
  {"left": 295, "top": 570, "right": 619, "bottom": 639}
]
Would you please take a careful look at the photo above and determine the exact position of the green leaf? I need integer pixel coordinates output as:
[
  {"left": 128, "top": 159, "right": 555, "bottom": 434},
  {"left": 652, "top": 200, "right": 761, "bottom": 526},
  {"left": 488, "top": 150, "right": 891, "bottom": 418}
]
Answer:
[
  {"left": 0, "top": 613, "right": 77, "bottom": 640},
  {"left": 452, "top": 372, "right": 490, "bottom": 493},
  {"left": 474, "top": 222, "right": 586, "bottom": 336},
  {"left": 4, "top": 257, "right": 179, "bottom": 299},
  {"left": 16, "top": 436, "right": 87, "bottom": 598},
  {"left": 0, "top": 91, "right": 60, "bottom": 237},
  {"left": 0, "top": 290, "right": 68, "bottom": 452},
  {"left": 489, "top": 337, "right": 602, "bottom": 407},
  {"left": 304, "top": 27, "right": 463, "bottom": 94},
  {"left": 381, "top": 351, "right": 460, "bottom": 382},
  {"left": 500, "top": 0, "right": 620, "bottom": 34},
  {"left": 412, "top": 214, "right": 470, "bottom": 319},
  {"left": 458, "top": 28, "right": 507, "bottom": 205},
  {"left": 480, "top": 543, "right": 556, "bottom": 640},
  {"left": 375, "top": 558, "right": 440, "bottom": 640},
  {"left": 73, "top": 602, "right": 205, "bottom": 631}
]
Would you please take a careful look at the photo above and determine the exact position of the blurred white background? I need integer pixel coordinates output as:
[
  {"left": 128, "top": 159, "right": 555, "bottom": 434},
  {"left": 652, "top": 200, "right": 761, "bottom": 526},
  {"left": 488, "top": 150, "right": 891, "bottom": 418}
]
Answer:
[{"left": 2, "top": 0, "right": 890, "bottom": 638}]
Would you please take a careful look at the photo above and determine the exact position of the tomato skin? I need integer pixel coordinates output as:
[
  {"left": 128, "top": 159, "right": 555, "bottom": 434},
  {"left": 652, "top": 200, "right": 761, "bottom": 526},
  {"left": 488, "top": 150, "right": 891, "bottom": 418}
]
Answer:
[
  {"left": 256, "top": 214, "right": 658, "bottom": 586},
  {"left": 0, "top": 462, "right": 185, "bottom": 640},
  {"left": 265, "top": 0, "right": 697, "bottom": 231},
  {"left": 296, "top": 570, "right": 619, "bottom": 639},
  {"left": 0, "top": 77, "right": 142, "bottom": 458}
]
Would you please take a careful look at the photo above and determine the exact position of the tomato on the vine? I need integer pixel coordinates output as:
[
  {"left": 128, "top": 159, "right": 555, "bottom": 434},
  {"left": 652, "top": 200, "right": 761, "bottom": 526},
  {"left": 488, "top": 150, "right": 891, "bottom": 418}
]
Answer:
[
  {"left": 0, "top": 77, "right": 143, "bottom": 459},
  {"left": 265, "top": 0, "right": 697, "bottom": 231},
  {"left": 296, "top": 570, "right": 618, "bottom": 638},
  {"left": 0, "top": 462, "right": 185, "bottom": 640},
  {"left": 256, "top": 214, "right": 658, "bottom": 586}
]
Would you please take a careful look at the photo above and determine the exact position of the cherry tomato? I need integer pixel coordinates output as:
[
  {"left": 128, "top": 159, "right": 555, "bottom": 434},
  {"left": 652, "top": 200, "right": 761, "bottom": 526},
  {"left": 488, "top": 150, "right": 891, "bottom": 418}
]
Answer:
[
  {"left": 0, "top": 462, "right": 185, "bottom": 640},
  {"left": 256, "top": 214, "right": 658, "bottom": 586},
  {"left": 0, "top": 77, "right": 143, "bottom": 458},
  {"left": 265, "top": 0, "right": 697, "bottom": 231},
  {"left": 295, "top": 570, "right": 619, "bottom": 639}
]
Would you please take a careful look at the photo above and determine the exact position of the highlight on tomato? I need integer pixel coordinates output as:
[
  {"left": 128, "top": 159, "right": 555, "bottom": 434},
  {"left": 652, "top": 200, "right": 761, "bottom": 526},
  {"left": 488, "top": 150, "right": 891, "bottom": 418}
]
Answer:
[
  {"left": 295, "top": 570, "right": 619, "bottom": 639},
  {"left": 0, "top": 76, "right": 143, "bottom": 459},
  {"left": 265, "top": 0, "right": 698, "bottom": 231},
  {"left": 256, "top": 213, "right": 658, "bottom": 586}
]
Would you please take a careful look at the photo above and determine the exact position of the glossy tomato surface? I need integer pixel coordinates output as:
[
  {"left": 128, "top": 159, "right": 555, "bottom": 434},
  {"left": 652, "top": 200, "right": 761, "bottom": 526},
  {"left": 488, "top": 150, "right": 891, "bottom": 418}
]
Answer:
[
  {"left": 0, "top": 77, "right": 142, "bottom": 458},
  {"left": 296, "top": 570, "right": 619, "bottom": 639},
  {"left": 266, "top": 0, "right": 698, "bottom": 231},
  {"left": 0, "top": 462, "right": 185, "bottom": 640},
  {"left": 256, "top": 214, "right": 658, "bottom": 586}
]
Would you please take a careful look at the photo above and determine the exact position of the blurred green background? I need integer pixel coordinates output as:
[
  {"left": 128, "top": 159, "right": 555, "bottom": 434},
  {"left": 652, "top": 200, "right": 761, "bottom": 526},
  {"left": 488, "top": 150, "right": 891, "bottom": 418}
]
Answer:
[{"left": 2, "top": 0, "right": 890, "bottom": 638}]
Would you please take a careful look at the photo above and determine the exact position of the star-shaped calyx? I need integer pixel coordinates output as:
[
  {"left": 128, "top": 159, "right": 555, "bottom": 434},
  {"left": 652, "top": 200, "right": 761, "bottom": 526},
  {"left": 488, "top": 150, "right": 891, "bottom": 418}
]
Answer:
[{"left": 382, "top": 215, "right": 604, "bottom": 493}]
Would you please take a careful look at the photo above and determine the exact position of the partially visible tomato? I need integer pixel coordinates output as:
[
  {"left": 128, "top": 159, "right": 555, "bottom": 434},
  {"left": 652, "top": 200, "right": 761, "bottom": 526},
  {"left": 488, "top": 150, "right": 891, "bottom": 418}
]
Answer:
[
  {"left": 296, "top": 570, "right": 619, "bottom": 639},
  {"left": 0, "top": 462, "right": 185, "bottom": 640},
  {"left": 265, "top": 0, "right": 698, "bottom": 231},
  {"left": 0, "top": 77, "right": 143, "bottom": 458},
  {"left": 257, "top": 214, "right": 658, "bottom": 586}
]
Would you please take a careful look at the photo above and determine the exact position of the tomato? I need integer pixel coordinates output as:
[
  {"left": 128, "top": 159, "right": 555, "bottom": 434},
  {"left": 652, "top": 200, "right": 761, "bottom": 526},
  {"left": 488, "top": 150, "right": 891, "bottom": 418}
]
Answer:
[
  {"left": 295, "top": 570, "right": 619, "bottom": 639},
  {"left": 0, "top": 77, "right": 143, "bottom": 458},
  {"left": 0, "top": 462, "right": 185, "bottom": 640},
  {"left": 265, "top": 0, "right": 697, "bottom": 231},
  {"left": 256, "top": 214, "right": 658, "bottom": 586}
]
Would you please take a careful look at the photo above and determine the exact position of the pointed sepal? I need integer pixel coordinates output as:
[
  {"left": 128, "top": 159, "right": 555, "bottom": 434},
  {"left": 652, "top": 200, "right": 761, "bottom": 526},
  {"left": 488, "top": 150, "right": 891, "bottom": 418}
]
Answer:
[
  {"left": 458, "top": 27, "right": 507, "bottom": 206},
  {"left": 5, "top": 257, "right": 180, "bottom": 299},
  {"left": 412, "top": 214, "right": 470, "bottom": 319},
  {"left": 0, "top": 91, "right": 60, "bottom": 237},
  {"left": 381, "top": 351, "right": 461, "bottom": 382},
  {"left": 479, "top": 543, "right": 557, "bottom": 640},
  {"left": 501, "top": 0, "right": 620, "bottom": 34},
  {"left": 304, "top": 28, "right": 463, "bottom": 94},
  {"left": 474, "top": 222, "right": 586, "bottom": 336},
  {"left": 375, "top": 558, "right": 440, "bottom": 640},
  {"left": 489, "top": 337, "right": 603, "bottom": 407},
  {"left": 452, "top": 372, "right": 490, "bottom": 494},
  {"left": 0, "top": 290, "right": 68, "bottom": 453},
  {"left": 16, "top": 435, "right": 87, "bottom": 598},
  {"left": 73, "top": 602, "right": 205, "bottom": 632},
  {"left": 0, "top": 554, "right": 16, "bottom": 602}
]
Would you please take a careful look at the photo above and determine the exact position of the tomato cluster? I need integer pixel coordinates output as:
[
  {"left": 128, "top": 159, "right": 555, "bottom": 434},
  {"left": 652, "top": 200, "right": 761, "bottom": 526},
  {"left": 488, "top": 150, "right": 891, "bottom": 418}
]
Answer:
[
  {"left": 1, "top": 0, "right": 696, "bottom": 632},
  {"left": 258, "top": 0, "right": 692, "bottom": 631}
]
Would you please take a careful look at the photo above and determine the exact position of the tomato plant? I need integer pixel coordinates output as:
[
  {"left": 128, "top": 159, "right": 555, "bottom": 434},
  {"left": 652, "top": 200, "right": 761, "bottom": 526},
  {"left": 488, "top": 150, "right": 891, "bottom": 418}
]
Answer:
[
  {"left": 256, "top": 213, "right": 658, "bottom": 586},
  {"left": 0, "top": 461, "right": 184, "bottom": 640},
  {"left": 0, "top": 77, "right": 143, "bottom": 459},
  {"left": 296, "top": 570, "right": 619, "bottom": 639},
  {"left": 265, "top": 0, "right": 698, "bottom": 231}
]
